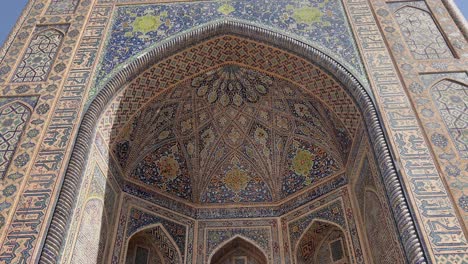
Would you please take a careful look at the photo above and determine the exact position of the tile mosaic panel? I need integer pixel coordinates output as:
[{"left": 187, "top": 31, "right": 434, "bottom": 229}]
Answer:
[
  {"left": 0, "top": 97, "right": 38, "bottom": 179},
  {"left": 46, "top": 0, "right": 80, "bottom": 15},
  {"left": 0, "top": 2, "right": 110, "bottom": 262},
  {"left": 11, "top": 25, "right": 69, "bottom": 83},
  {"left": 129, "top": 141, "right": 193, "bottom": 201},
  {"left": 126, "top": 208, "right": 187, "bottom": 260},
  {"left": 62, "top": 149, "right": 120, "bottom": 264},
  {"left": 111, "top": 63, "right": 350, "bottom": 203},
  {"left": 197, "top": 219, "right": 280, "bottom": 263},
  {"left": 297, "top": 221, "right": 350, "bottom": 264},
  {"left": 282, "top": 189, "right": 364, "bottom": 264},
  {"left": 93, "top": 0, "right": 366, "bottom": 96},
  {"left": 430, "top": 80, "right": 468, "bottom": 159},
  {"left": 111, "top": 197, "right": 195, "bottom": 264},
  {"left": 418, "top": 72, "right": 468, "bottom": 218},
  {"left": 345, "top": 0, "right": 468, "bottom": 260},
  {"left": 282, "top": 139, "right": 341, "bottom": 197},
  {"left": 128, "top": 226, "right": 182, "bottom": 264},
  {"left": 389, "top": 1, "right": 453, "bottom": 60},
  {"left": 353, "top": 153, "right": 405, "bottom": 264},
  {"left": 97, "top": 36, "right": 361, "bottom": 146},
  {"left": 124, "top": 174, "right": 347, "bottom": 219},
  {"left": 2, "top": 0, "right": 466, "bottom": 262}
]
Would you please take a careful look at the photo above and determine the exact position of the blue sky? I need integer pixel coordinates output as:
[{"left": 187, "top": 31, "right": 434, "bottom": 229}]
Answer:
[{"left": 0, "top": 0, "right": 467, "bottom": 46}]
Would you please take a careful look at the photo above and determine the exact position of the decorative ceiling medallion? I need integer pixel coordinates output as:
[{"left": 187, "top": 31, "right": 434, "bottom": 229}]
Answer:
[{"left": 191, "top": 65, "right": 272, "bottom": 106}]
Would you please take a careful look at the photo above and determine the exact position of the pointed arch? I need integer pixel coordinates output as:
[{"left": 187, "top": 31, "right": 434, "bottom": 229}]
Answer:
[
  {"left": 11, "top": 27, "right": 65, "bottom": 82},
  {"left": 69, "top": 198, "right": 106, "bottom": 264},
  {"left": 393, "top": 5, "right": 453, "bottom": 59},
  {"left": 430, "top": 78, "right": 467, "bottom": 158},
  {"left": 40, "top": 20, "right": 426, "bottom": 264},
  {"left": 208, "top": 235, "right": 268, "bottom": 264},
  {"left": 295, "top": 219, "right": 350, "bottom": 264},
  {"left": 124, "top": 223, "right": 183, "bottom": 264},
  {"left": 0, "top": 100, "right": 33, "bottom": 179}
]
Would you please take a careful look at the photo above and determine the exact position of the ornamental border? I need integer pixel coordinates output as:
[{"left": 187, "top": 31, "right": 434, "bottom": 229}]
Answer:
[{"left": 39, "top": 19, "right": 427, "bottom": 263}]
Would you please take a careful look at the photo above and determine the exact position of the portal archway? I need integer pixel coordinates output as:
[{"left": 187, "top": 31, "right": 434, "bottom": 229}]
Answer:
[
  {"left": 296, "top": 220, "right": 350, "bottom": 264},
  {"left": 209, "top": 236, "right": 267, "bottom": 264},
  {"left": 40, "top": 20, "right": 426, "bottom": 264},
  {"left": 125, "top": 225, "right": 182, "bottom": 264}
]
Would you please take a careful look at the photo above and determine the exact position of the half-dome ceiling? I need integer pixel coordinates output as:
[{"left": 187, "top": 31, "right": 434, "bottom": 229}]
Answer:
[{"left": 112, "top": 64, "right": 352, "bottom": 204}]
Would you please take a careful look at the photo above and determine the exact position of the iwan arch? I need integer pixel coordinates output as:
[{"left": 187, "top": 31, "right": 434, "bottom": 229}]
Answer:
[{"left": 0, "top": 1, "right": 466, "bottom": 264}]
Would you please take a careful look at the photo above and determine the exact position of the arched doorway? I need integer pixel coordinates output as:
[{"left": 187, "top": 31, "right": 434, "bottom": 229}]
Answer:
[
  {"left": 210, "top": 237, "right": 267, "bottom": 264},
  {"left": 125, "top": 225, "right": 182, "bottom": 264},
  {"left": 296, "top": 220, "right": 350, "bottom": 264},
  {"left": 40, "top": 21, "right": 425, "bottom": 264}
]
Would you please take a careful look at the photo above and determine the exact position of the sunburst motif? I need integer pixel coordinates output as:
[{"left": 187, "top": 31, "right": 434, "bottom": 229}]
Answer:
[{"left": 191, "top": 65, "right": 272, "bottom": 106}]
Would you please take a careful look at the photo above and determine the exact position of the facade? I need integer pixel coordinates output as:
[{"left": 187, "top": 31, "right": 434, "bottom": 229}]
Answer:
[{"left": 0, "top": 0, "right": 466, "bottom": 263}]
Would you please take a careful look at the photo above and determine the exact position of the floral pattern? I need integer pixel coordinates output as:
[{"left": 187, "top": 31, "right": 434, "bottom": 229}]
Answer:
[
  {"left": 115, "top": 64, "right": 348, "bottom": 203},
  {"left": 191, "top": 65, "right": 271, "bottom": 107},
  {"left": 282, "top": 140, "right": 340, "bottom": 197}
]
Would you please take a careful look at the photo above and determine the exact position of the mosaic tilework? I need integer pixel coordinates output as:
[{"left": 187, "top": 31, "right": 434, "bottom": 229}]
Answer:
[
  {"left": 108, "top": 64, "right": 350, "bottom": 203},
  {"left": 206, "top": 229, "right": 270, "bottom": 258},
  {"left": 210, "top": 237, "right": 267, "bottom": 264},
  {"left": 288, "top": 200, "right": 345, "bottom": 247},
  {"left": 97, "top": 36, "right": 361, "bottom": 146},
  {"left": 62, "top": 149, "right": 120, "bottom": 264},
  {"left": 197, "top": 219, "right": 280, "bottom": 263},
  {"left": 354, "top": 156, "right": 405, "bottom": 264},
  {"left": 129, "top": 142, "right": 193, "bottom": 201},
  {"left": 201, "top": 155, "right": 273, "bottom": 203},
  {"left": 124, "top": 173, "right": 347, "bottom": 219},
  {"left": 418, "top": 72, "right": 468, "bottom": 219},
  {"left": 282, "top": 139, "right": 340, "bottom": 197},
  {"left": 282, "top": 189, "right": 365, "bottom": 264},
  {"left": 127, "top": 226, "right": 182, "bottom": 264},
  {"left": 0, "top": 2, "right": 112, "bottom": 262},
  {"left": 46, "top": 0, "right": 80, "bottom": 15},
  {"left": 112, "top": 196, "right": 195, "bottom": 264},
  {"left": 93, "top": 0, "right": 366, "bottom": 96},
  {"left": 431, "top": 80, "right": 467, "bottom": 159},
  {"left": 389, "top": 1, "right": 453, "bottom": 60},
  {"left": 126, "top": 208, "right": 187, "bottom": 260},
  {"left": 0, "top": 97, "right": 38, "bottom": 179},
  {"left": 345, "top": 0, "right": 468, "bottom": 260},
  {"left": 1, "top": 0, "right": 465, "bottom": 262},
  {"left": 296, "top": 221, "right": 350, "bottom": 264},
  {"left": 11, "top": 25, "right": 69, "bottom": 83}
]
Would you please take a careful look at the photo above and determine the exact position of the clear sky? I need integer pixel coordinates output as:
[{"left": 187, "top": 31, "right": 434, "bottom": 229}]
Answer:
[{"left": 0, "top": 0, "right": 467, "bottom": 46}]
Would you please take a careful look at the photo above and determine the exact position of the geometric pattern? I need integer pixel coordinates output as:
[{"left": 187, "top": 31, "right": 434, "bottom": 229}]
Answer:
[
  {"left": 95, "top": 0, "right": 365, "bottom": 90},
  {"left": 98, "top": 35, "right": 361, "bottom": 146},
  {"left": 126, "top": 208, "right": 187, "bottom": 262},
  {"left": 11, "top": 25, "right": 68, "bottom": 83},
  {"left": 46, "top": 0, "right": 80, "bottom": 15},
  {"left": 0, "top": 0, "right": 464, "bottom": 260},
  {"left": 0, "top": 97, "right": 37, "bottom": 179},
  {"left": 113, "top": 66, "right": 348, "bottom": 203},
  {"left": 129, "top": 142, "right": 193, "bottom": 201},
  {"left": 296, "top": 221, "right": 349, "bottom": 264},
  {"left": 210, "top": 237, "right": 267, "bottom": 264},
  {"left": 431, "top": 80, "right": 468, "bottom": 159},
  {"left": 390, "top": 2, "right": 452, "bottom": 60},
  {"left": 69, "top": 199, "right": 105, "bottom": 264},
  {"left": 283, "top": 190, "right": 366, "bottom": 264},
  {"left": 365, "top": 190, "right": 405, "bottom": 264},
  {"left": 130, "top": 226, "right": 181, "bottom": 264},
  {"left": 354, "top": 157, "right": 405, "bottom": 264}
]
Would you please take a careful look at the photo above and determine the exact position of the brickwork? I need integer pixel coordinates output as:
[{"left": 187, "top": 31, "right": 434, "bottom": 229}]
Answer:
[{"left": 0, "top": 0, "right": 465, "bottom": 263}]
